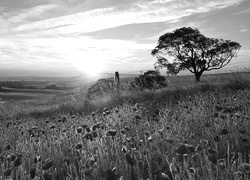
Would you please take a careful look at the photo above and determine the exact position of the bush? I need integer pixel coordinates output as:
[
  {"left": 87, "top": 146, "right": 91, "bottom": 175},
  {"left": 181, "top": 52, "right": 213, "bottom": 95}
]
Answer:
[{"left": 133, "top": 70, "right": 167, "bottom": 90}]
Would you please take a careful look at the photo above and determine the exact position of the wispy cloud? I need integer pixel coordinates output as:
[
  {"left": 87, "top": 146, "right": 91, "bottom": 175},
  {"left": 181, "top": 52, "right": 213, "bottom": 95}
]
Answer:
[
  {"left": 233, "top": 8, "right": 250, "bottom": 15},
  {"left": 14, "top": 0, "right": 244, "bottom": 35},
  {"left": 8, "top": 4, "right": 59, "bottom": 23}
]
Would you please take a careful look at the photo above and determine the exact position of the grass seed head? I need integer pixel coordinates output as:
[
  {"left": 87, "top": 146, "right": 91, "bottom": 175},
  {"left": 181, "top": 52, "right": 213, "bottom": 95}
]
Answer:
[{"left": 238, "top": 163, "right": 250, "bottom": 176}]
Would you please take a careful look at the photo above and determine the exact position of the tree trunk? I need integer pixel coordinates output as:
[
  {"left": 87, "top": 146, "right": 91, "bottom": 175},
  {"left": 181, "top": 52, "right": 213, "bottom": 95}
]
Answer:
[{"left": 195, "top": 72, "right": 202, "bottom": 82}]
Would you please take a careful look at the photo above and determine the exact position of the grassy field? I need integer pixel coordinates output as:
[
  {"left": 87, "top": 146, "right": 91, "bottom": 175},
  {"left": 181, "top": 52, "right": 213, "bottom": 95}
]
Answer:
[{"left": 0, "top": 71, "right": 249, "bottom": 180}]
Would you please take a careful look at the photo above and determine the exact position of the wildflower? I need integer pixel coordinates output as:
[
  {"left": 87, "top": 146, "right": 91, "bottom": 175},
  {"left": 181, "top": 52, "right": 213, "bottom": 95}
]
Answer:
[
  {"left": 84, "top": 133, "right": 93, "bottom": 141},
  {"left": 61, "top": 117, "right": 67, "bottom": 123},
  {"left": 174, "top": 144, "right": 190, "bottom": 155},
  {"left": 75, "top": 144, "right": 83, "bottom": 150},
  {"left": 125, "top": 153, "right": 136, "bottom": 166},
  {"left": 219, "top": 128, "right": 230, "bottom": 135},
  {"left": 76, "top": 126, "right": 82, "bottom": 133},
  {"left": 10, "top": 154, "right": 16, "bottom": 161},
  {"left": 204, "top": 122, "right": 211, "bottom": 127},
  {"left": 207, "top": 149, "right": 218, "bottom": 164},
  {"left": 154, "top": 109, "right": 160, "bottom": 115},
  {"left": 223, "top": 106, "right": 234, "bottom": 114},
  {"left": 134, "top": 115, "right": 141, "bottom": 120},
  {"left": 14, "top": 156, "right": 22, "bottom": 167},
  {"left": 5, "top": 144, "right": 11, "bottom": 151},
  {"left": 106, "top": 130, "right": 117, "bottom": 137},
  {"left": 49, "top": 125, "right": 56, "bottom": 129},
  {"left": 91, "top": 123, "right": 102, "bottom": 131},
  {"left": 82, "top": 124, "right": 88, "bottom": 129},
  {"left": 42, "top": 158, "right": 54, "bottom": 170},
  {"left": 185, "top": 144, "right": 195, "bottom": 153},
  {"left": 92, "top": 131, "right": 98, "bottom": 138},
  {"left": 144, "top": 131, "right": 150, "bottom": 137},
  {"left": 215, "top": 105, "right": 223, "bottom": 112},
  {"left": 121, "top": 129, "right": 125, "bottom": 135},
  {"left": 124, "top": 126, "right": 130, "bottom": 131},
  {"left": 218, "top": 159, "right": 226, "bottom": 170},
  {"left": 166, "top": 139, "right": 174, "bottom": 144},
  {"left": 30, "top": 168, "right": 36, "bottom": 179},
  {"left": 32, "top": 126, "right": 38, "bottom": 130},
  {"left": 240, "top": 137, "right": 249, "bottom": 143},
  {"left": 165, "top": 125, "right": 170, "bottom": 130},
  {"left": 43, "top": 173, "right": 53, "bottom": 180},
  {"left": 4, "top": 168, "right": 12, "bottom": 176},
  {"left": 133, "top": 107, "right": 137, "bottom": 112},
  {"left": 104, "top": 168, "right": 120, "bottom": 180},
  {"left": 238, "top": 129, "right": 246, "bottom": 134},
  {"left": 86, "top": 127, "right": 91, "bottom": 132}
]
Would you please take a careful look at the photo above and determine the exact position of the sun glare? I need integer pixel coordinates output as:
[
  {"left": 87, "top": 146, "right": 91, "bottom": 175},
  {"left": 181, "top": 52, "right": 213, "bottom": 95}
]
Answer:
[
  {"left": 77, "top": 60, "right": 103, "bottom": 76},
  {"left": 69, "top": 51, "right": 104, "bottom": 77}
]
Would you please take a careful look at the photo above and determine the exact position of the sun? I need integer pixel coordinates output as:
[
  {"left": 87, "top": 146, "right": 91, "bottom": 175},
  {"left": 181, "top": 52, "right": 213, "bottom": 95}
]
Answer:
[
  {"left": 70, "top": 51, "right": 104, "bottom": 77},
  {"left": 77, "top": 61, "right": 103, "bottom": 76}
]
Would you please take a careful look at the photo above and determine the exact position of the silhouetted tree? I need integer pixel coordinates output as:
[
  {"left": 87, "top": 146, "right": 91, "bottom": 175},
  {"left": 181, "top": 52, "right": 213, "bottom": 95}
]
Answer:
[{"left": 152, "top": 27, "right": 241, "bottom": 82}]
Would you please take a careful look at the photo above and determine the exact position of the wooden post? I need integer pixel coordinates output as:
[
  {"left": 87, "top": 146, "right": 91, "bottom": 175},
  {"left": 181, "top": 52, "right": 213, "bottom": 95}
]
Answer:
[{"left": 114, "top": 71, "right": 120, "bottom": 88}]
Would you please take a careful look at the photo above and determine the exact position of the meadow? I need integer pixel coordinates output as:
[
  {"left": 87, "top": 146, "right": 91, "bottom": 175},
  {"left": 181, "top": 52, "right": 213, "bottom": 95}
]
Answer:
[{"left": 0, "top": 71, "right": 250, "bottom": 180}]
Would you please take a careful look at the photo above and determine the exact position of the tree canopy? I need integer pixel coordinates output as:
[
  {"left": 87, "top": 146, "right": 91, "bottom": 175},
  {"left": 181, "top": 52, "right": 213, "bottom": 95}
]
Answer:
[{"left": 151, "top": 27, "right": 241, "bottom": 81}]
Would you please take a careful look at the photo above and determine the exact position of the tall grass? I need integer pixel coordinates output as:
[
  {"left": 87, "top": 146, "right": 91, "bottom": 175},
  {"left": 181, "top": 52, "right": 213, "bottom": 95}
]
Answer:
[{"left": 0, "top": 86, "right": 249, "bottom": 179}]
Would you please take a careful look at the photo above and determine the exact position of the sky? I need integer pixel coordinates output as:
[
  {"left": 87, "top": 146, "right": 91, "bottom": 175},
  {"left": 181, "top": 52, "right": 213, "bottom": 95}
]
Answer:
[{"left": 0, "top": 0, "right": 250, "bottom": 76}]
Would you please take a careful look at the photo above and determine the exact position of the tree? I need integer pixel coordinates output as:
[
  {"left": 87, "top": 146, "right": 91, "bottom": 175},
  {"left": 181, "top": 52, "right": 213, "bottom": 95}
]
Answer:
[
  {"left": 151, "top": 27, "right": 241, "bottom": 82},
  {"left": 133, "top": 70, "right": 167, "bottom": 90}
]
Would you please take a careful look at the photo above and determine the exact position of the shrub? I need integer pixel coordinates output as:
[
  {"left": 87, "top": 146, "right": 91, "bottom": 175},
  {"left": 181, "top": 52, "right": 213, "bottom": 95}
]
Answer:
[{"left": 133, "top": 70, "right": 167, "bottom": 90}]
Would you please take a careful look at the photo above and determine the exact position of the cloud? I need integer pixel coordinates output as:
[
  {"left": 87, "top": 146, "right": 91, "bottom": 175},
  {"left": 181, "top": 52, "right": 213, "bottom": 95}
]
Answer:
[
  {"left": 8, "top": 4, "right": 59, "bottom": 23},
  {"left": 233, "top": 9, "right": 250, "bottom": 15},
  {"left": 14, "top": 0, "right": 244, "bottom": 35},
  {"left": 1, "top": 0, "right": 248, "bottom": 75}
]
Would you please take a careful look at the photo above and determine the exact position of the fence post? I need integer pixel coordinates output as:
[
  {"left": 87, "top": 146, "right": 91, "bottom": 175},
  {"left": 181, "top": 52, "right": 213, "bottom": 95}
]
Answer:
[{"left": 114, "top": 71, "right": 120, "bottom": 88}]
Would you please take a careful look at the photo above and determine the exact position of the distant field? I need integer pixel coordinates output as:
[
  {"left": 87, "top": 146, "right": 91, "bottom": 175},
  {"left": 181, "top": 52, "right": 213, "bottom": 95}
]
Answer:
[{"left": 0, "top": 87, "right": 63, "bottom": 102}]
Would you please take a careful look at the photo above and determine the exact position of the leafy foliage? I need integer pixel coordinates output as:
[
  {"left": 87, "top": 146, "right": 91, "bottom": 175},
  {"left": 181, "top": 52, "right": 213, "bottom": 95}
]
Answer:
[
  {"left": 134, "top": 70, "right": 167, "bottom": 90},
  {"left": 152, "top": 27, "right": 241, "bottom": 81}
]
